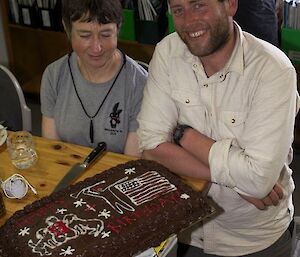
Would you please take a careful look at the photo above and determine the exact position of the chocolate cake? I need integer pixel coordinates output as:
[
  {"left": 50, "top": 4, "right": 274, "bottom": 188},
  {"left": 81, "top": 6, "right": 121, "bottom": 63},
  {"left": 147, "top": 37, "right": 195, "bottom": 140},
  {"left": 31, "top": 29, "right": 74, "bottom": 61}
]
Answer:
[{"left": 0, "top": 160, "right": 216, "bottom": 257}]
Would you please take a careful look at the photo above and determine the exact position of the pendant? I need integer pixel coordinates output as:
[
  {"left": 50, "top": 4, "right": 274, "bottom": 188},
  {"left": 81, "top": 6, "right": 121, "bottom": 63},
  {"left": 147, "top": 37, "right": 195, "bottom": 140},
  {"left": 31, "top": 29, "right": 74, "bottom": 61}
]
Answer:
[{"left": 89, "top": 119, "right": 94, "bottom": 144}]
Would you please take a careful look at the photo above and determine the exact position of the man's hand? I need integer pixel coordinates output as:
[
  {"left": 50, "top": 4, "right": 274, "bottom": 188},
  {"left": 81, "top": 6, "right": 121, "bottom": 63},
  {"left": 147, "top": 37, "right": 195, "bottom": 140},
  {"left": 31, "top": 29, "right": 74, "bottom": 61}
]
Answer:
[{"left": 239, "top": 183, "right": 284, "bottom": 210}]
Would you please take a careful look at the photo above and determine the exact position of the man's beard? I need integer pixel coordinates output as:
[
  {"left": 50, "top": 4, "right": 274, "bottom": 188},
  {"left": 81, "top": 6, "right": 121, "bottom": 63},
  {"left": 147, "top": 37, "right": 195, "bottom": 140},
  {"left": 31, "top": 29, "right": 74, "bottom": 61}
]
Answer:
[{"left": 178, "top": 20, "right": 230, "bottom": 58}]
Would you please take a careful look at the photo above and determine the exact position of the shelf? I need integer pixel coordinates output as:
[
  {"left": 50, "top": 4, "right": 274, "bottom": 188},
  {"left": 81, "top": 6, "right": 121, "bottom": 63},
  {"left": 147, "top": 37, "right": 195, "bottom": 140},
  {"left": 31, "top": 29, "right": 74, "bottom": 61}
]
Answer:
[{"left": 7, "top": 24, "right": 71, "bottom": 93}]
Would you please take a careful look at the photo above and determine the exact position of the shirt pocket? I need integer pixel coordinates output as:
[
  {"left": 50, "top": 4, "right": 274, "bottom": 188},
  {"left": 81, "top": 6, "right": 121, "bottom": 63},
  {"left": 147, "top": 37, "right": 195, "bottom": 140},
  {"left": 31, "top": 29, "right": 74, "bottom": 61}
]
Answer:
[
  {"left": 171, "top": 90, "right": 206, "bottom": 132},
  {"left": 219, "top": 111, "right": 247, "bottom": 139}
]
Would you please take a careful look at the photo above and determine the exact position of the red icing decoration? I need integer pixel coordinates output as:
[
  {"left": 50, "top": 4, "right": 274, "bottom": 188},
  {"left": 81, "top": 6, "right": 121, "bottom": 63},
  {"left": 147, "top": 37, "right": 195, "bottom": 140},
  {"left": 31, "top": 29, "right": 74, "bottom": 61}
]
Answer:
[{"left": 48, "top": 221, "right": 70, "bottom": 237}]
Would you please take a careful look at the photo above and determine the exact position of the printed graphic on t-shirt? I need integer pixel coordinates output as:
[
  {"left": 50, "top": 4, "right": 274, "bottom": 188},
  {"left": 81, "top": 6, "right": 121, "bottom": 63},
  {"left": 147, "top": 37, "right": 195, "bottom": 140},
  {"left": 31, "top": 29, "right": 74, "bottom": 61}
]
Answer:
[{"left": 105, "top": 102, "right": 123, "bottom": 135}]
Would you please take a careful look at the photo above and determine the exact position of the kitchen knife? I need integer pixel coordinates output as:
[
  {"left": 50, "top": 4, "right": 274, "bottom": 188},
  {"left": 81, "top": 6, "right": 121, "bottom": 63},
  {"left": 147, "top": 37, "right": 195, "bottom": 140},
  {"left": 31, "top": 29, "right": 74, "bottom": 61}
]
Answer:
[{"left": 53, "top": 142, "right": 107, "bottom": 192}]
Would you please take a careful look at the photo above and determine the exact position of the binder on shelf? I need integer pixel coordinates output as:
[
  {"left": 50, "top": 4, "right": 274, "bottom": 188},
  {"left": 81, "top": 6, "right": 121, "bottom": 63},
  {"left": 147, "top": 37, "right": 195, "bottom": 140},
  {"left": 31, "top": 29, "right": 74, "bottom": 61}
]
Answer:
[
  {"left": 120, "top": 0, "right": 135, "bottom": 10},
  {"left": 282, "top": 1, "right": 300, "bottom": 64},
  {"left": 52, "top": 0, "right": 63, "bottom": 31},
  {"left": 8, "top": 0, "right": 20, "bottom": 24},
  {"left": 167, "top": 12, "right": 175, "bottom": 34},
  {"left": 38, "top": 8, "right": 54, "bottom": 29},
  {"left": 36, "top": 0, "right": 63, "bottom": 31},
  {"left": 166, "top": 3, "right": 174, "bottom": 34},
  {"left": 136, "top": 0, "right": 168, "bottom": 45},
  {"left": 281, "top": 28, "right": 300, "bottom": 64},
  {"left": 283, "top": 0, "right": 300, "bottom": 30},
  {"left": 136, "top": 20, "right": 161, "bottom": 44},
  {"left": 119, "top": 9, "right": 136, "bottom": 41},
  {"left": 19, "top": 3, "right": 39, "bottom": 27}
]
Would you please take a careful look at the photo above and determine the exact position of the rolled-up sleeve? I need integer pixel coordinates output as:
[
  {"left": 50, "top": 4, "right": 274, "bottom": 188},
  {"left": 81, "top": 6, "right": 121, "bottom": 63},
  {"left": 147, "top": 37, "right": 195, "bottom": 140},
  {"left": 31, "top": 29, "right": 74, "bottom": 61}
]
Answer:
[
  {"left": 209, "top": 68, "right": 299, "bottom": 198},
  {"left": 137, "top": 46, "right": 178, "bottom": 151}
]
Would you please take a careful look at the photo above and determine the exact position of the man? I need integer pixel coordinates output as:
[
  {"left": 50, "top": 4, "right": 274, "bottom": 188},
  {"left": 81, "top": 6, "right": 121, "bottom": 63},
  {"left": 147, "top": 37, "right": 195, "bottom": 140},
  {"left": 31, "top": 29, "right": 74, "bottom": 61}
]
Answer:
[{"left": 137, "top": 0, "right": 299, "bottom": 256}]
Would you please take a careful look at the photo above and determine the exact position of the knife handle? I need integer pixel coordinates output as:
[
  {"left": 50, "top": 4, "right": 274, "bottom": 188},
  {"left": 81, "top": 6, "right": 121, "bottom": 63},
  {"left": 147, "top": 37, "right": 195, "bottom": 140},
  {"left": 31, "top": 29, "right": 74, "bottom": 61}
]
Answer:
[{"left": 82, "top": 142, "right": 107, "bottom": 167}]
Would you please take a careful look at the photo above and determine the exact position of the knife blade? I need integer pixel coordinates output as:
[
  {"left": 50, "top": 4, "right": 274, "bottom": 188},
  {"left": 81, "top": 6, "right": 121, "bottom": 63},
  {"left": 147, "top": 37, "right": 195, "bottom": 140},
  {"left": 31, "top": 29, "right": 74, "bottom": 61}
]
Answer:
[{"left": 53, "top": 142, "right": 107, "bottom": 192}]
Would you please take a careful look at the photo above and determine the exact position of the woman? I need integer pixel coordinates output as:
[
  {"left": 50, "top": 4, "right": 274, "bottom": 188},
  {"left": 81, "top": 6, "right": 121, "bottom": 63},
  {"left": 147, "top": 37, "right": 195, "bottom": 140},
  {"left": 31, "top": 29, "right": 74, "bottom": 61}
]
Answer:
[{"left": 40, "top": 0, "right": 147, "bottom": 156}]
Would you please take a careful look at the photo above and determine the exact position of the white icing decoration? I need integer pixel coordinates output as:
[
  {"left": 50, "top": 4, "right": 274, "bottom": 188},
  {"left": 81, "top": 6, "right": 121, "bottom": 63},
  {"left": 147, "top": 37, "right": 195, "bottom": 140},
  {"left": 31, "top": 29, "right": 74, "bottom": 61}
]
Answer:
[
  {"left": 73, "top": 198, "right": 86, "bottom": 207},
  {"left": 180, "top": 193, "right": 190, "bottom": 200},
  {"left": 28, "top": 214, "right": 104, "bottom": 256},
  {"left": 115, "top": 170, "right": 177, "bottom": 206},
  {"left": 98, "top": 209, "right": 111, "bottom": 219},
  {"left": 19, "top": 227, "right": 30, "bottom": 236},
  {"left": 24, "top": 169, "right": 179, "bottom": 256},
  {"left": 70, "top": 171, "right": 177, "bottom": 214},
  {"left": 56, "top": 208, "right": 68, "bottom": 214},
  {"left": 124, "top": 167, "right": 136, "bottom": 175},
  {"left": 60, "top": 246, "right": 75, "bottom": 256},
  {"left": 101, "top": 231, "right": 111, "bottom": 238},
  {"left": 92, "top": 224, "right": 104, "bottom": 237},
  {"left": 70, "top": 178, "right": 135, "bottom": 214}
]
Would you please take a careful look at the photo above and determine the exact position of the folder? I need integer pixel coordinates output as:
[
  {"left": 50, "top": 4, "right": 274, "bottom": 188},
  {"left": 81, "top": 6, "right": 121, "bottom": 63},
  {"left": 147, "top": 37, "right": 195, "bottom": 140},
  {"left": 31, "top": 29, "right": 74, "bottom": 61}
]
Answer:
[
  {"left": 36, "top": 0, "right": 63, "bottom": 31},
  {"left": 8, "top": 0, "right": 19, "bottom": 24},
  {"left": 19, "top": 4, "right": 39, "bottom": 27}
]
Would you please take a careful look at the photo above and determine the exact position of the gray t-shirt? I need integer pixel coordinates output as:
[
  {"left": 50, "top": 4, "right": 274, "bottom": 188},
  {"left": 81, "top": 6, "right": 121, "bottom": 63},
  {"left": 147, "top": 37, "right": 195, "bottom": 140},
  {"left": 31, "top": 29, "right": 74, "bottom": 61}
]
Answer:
[{"left": 40, "top": 51, "right": 147, "bottom": 153}]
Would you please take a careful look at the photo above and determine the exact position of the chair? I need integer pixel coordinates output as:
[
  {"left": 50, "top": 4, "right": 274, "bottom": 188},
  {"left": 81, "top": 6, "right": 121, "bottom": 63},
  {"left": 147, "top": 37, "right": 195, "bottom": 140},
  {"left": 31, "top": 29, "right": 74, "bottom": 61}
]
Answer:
[
  {"left": 135, "top": 60, "right": 149, "bottom": 71},
  {"left": 0, "top": 65, "right": 32, "bottom": 132}
]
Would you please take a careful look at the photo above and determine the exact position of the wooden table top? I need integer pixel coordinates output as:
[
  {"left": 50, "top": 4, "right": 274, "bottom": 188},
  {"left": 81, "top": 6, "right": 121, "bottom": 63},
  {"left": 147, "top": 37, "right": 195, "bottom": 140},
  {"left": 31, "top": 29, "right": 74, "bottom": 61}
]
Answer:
[{"left": 0, "top": 135, "right": 207, "bottom": 227}]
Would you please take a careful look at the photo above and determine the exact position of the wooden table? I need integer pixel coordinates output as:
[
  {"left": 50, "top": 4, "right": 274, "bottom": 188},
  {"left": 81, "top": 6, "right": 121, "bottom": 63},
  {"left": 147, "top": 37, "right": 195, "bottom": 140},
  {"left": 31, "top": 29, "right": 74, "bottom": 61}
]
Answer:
[{"left": 0, "top": 135, "right": 207, "bottom": 226}]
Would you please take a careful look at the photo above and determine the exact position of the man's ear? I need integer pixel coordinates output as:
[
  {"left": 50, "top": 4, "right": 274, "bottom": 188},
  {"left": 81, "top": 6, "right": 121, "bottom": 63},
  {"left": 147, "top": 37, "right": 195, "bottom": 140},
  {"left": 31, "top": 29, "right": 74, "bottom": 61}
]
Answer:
[
  {"left": 62, "top": 20, "right": 70, "bottom": 39},
  {"left": 226, "top": 0, "right": 238, "bottom": 17}
]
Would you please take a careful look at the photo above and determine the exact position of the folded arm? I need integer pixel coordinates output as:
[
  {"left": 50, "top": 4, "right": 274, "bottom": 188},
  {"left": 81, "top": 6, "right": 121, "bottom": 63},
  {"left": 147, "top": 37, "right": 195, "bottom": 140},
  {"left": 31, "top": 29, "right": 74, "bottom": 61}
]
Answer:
[
  {"left": 138, "top": 43, "right": 297, "bottom": 209},
  {"left": 143, "top": 141, "right": 211, "bottom": 180},
  {"left": 143, "top": 126, "right": 283, "bottom": 210}
]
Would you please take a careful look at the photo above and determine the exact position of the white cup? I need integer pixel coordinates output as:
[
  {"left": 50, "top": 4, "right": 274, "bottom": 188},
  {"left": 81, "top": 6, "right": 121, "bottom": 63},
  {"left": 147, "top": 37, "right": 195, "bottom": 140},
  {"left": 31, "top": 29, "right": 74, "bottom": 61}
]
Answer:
[
  {"left": 6, "top": 131, "right": 38, "bottom": 169},
  {"left": 1, "top": 174, "right": 37, "bottom": 199}
]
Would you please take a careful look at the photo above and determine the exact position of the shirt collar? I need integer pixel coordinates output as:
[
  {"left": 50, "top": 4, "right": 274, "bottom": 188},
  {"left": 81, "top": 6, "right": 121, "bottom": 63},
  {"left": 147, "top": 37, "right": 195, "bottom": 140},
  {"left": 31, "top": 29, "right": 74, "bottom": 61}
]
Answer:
[{"left": 225, "top": 22, "right": 244, "bottom": 76}]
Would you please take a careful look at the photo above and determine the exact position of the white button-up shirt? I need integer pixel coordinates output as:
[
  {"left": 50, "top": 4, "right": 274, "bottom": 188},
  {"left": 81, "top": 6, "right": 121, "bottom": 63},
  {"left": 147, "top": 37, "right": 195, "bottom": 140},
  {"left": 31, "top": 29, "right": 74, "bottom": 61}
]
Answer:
[{"left": 137, "top": 24, "right": 299, "bottom": 256}]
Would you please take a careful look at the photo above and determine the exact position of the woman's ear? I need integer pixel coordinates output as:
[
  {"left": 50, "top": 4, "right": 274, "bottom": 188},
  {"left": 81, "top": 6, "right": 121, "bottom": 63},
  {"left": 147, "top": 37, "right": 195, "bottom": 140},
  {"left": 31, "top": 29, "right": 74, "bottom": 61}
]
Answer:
[{"left": 117, "top": 22, "right": 122, "bottom": 36}]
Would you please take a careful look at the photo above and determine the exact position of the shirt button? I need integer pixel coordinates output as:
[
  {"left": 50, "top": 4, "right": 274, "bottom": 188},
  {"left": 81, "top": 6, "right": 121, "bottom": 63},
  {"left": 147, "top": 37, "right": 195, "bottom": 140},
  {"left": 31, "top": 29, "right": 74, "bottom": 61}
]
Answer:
[
  {"left": 220, "top": 73, "right": 227, "bottom": 82},
  {"left": 231, "top": 118, "right": 236, "bottom": 124},
  {"left": 193, "top": 64, "right": 197, "bottom": 68},
  {"left": 203, "top": 84, "right": 208, "bottom": 87},
  {"left": 185, "top": 99, "right": 190, "bottom": 104}
]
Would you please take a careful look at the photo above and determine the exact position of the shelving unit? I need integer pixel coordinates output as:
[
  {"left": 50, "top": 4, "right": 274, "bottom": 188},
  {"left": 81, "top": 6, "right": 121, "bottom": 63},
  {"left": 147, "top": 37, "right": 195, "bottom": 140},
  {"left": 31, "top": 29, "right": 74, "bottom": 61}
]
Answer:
[
  {"left": 281, "top": 27, "right": 300, "bottom": 148},
  {"left": 0, "top": 1, "right": 155, "bottom": 94}
]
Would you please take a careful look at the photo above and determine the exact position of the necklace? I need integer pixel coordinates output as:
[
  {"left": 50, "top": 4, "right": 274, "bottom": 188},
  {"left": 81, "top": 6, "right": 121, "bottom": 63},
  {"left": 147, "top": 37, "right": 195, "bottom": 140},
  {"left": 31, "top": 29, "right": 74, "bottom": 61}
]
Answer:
[{"left": 67, "top": 51, "right": 126, "bottom": 144}]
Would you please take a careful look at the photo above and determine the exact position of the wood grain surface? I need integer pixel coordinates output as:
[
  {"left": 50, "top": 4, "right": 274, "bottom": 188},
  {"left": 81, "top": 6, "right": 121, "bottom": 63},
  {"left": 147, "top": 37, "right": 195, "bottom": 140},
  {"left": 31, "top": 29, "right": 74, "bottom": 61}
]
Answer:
[{"left": 0, "top": 135, "right": 207, "bottom": 226}]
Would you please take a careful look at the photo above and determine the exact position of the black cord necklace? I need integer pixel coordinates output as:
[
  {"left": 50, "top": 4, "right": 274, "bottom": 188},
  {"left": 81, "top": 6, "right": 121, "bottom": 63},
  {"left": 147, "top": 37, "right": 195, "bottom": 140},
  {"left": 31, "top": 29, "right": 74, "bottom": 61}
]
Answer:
[{"left": 67, "top": 51, "right": 126, "bottom": 144}]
